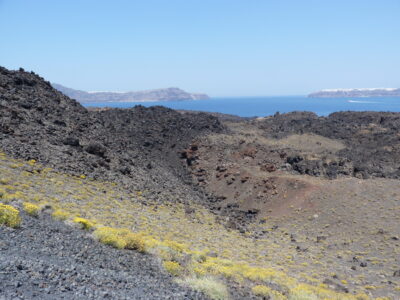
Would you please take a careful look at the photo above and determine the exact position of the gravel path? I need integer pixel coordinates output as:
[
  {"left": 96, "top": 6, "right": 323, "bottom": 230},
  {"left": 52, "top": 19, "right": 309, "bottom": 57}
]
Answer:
[{"left": 0, "top": 211, "right": 207, "bottom": 300}]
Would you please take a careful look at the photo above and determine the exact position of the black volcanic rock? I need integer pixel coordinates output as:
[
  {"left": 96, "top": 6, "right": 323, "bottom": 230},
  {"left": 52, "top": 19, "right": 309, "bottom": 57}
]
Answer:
[
  {"left": 63, "top": 137, "right": 80, "bottom": 147},
  {"left": 0, "top": 66, "right": 223, "bottom": 204},
  {"left": 258, "top": 111, "right": 400, "bottom": 179},
  {"left": 85, "top": 142, "right": 107, "bottom": 157},
  {"left": 0, "top": 211, "right": 206, "bottom": 299}
]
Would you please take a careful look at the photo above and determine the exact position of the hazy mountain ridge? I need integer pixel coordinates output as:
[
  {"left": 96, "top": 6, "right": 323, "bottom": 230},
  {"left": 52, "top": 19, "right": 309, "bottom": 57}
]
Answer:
[
  {"left": 309, "top": 88, "right": 400, "bottom": 98},
  {"left": 52, "top": 83, "right": 209, "bottom": 103}
]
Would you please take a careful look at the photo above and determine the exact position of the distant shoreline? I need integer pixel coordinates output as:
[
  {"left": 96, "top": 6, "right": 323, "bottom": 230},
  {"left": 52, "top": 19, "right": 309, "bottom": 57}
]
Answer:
[
  {"left": 52, "top": 83, "right": 210, "bottom": 103},
  {"left": 309, "top": 88, "right": 400, "bottom": 98},
  {"left": 80, "top": 98, "right": 209, "bottom": 104},
  {"left": 81, "top": 96, "right": 400, "bottom": 118}
]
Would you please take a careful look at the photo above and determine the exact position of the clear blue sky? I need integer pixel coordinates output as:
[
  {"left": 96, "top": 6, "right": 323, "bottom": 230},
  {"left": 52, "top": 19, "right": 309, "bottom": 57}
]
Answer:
[{"left": 1, "top": 0, "right": 399, "bottom": 96}]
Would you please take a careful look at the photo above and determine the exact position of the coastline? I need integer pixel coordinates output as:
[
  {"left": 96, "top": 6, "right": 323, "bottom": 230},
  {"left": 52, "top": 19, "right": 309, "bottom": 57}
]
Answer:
[{"left": 81, "top": 96, "right": 400, "bottom": 118}]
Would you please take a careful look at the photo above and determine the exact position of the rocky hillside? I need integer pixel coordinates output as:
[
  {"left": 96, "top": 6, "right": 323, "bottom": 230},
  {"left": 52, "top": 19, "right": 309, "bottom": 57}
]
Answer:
[
  {"left": 256, "top": 111, "right": 400, "bottom": 179},
  {"left": 0, "top": 67, "right": 222, "bottom": 205},
  {"left": 52, "top": 83, "right": 209, "bottom": 102},
  {"left": 1, "top": 66, "right": 400, "bottom": 299}
]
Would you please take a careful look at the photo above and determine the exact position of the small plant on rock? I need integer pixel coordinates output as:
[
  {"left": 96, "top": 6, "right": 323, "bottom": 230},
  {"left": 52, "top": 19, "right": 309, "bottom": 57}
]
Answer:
[
  {"left": 73, "top": 217, "right": 94, "bottom": 230},
  {"left": 23, "top": 202, "right": 39, "bottom": 217},
  {"left": 0, "top": 203, "right": 21, "bottom": 228},
  {"left": 52, "top": 209, "right": 70, "bottom": 221},
  {"left": 163, "top": 260, "right": 182, "bottom": 276},
  {"left": 93, "top": 227, "right": 148, "bottom": 252},
  {"left": 125, "top": 232, "right": 146, "bottom": 253},
  {"left": 252, "top": 285, "right": 286, "bottom": 299},
  {"left": 94, "top": 227, "right": 128, "bottom": 249}
]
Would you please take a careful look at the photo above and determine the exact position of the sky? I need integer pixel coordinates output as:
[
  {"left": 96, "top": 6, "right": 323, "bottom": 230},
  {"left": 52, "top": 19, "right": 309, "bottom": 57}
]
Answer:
[{"left": 0, "top": 0, "right": 399, "bottom": 97}]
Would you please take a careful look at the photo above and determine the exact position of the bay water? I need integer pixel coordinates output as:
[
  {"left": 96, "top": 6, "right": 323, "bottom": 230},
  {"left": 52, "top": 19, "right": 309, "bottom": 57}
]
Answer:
[{"left": 83, "top": 96, "right": 400, "bottom": 117}]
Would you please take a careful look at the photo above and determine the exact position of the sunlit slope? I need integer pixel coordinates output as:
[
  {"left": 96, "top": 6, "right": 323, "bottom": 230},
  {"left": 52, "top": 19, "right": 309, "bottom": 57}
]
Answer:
[{"left": 1, "top": 151, "right": 399, "bottom": 299}]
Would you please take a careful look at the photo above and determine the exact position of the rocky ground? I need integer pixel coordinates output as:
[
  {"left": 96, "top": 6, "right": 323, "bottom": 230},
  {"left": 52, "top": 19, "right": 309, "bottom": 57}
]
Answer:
[
  {"left": 181, "top": 120, "right": 400, "bottom": 296},
  {"left": 1, "top": 66, "right": 400, "bottom": 299},
  {"left": 0, "top": 211, "right": 206, "bottom": 300},
  {"left": 176, "top": 115, "right": 400, "bottom": 299}
]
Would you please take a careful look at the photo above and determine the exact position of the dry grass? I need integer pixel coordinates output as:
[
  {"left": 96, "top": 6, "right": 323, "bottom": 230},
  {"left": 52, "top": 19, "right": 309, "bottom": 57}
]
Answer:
[{"left": 176, "top": 276, "right": 228, "bottom": 300}]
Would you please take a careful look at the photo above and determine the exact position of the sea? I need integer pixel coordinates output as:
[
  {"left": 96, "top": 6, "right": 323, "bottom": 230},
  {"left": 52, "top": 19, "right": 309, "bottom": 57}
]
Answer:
[{"left": 83, "top": 96, "right": 400, "bottom": 118}]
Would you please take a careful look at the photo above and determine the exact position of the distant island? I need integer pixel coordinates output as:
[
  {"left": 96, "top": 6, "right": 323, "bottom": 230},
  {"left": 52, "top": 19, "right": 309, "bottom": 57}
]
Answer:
[
  {"left": 308, "top": 88, "right": 400, "bottom": 98},
  {"left": 52, "top": 83, "right": 209, "bottom": 103}
]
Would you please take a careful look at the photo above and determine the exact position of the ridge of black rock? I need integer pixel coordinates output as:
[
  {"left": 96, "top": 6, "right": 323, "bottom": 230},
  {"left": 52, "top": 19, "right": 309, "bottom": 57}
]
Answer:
[
  {"left": 0, "top": 66, "right": 223, "bottom": 204},
  {"left": 258, "top": 111, "right": 400, "bottom": 179}
]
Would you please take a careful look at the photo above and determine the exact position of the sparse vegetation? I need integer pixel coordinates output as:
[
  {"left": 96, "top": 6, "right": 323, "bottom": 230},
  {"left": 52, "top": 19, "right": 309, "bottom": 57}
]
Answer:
[{"left": 0, "top": 152, "right": 399, "bottom": 299}]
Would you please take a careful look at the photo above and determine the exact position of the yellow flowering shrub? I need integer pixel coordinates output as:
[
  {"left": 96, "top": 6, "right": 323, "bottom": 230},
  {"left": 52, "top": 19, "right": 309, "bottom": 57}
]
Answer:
[
  {"left": 23, "top": 202, "right": 39, "bottom": 217},
  {"left": 73, "top": 217, "right": 94, "bottom": 230},
  {"left": 27, "top": 159, "right": 36, "bottom": 166},
  {"left": 94, "top": 227, "right": 127, "bottom": 249},
  {"left": 52, "top": 209, "right": 70, "bottom": 220},
  {"left": 252, "top": 285, "right": 286, "bottom": 299},
  {"left": 0, "top": 203, "right": 21, "bottom": 228},
  {"left": 124, "top": 232, "right": 146, "bottom": 253},
  {"left": 163, "top": 261, "right": 182, "bottom": 276},
  {"left": 93, "top": 226, "right": 147, "bottom": 252}
]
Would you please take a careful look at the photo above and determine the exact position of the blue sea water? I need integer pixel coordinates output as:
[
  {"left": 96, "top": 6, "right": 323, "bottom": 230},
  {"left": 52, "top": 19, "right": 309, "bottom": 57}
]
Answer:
[{"left": 83, "top": 96, "right": 400, "bottom": 118}]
